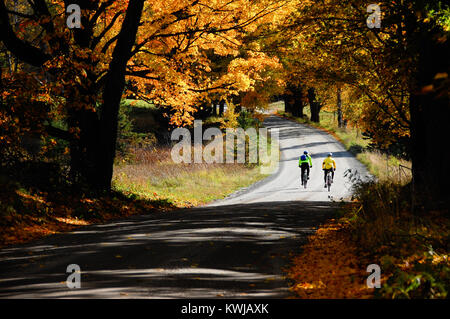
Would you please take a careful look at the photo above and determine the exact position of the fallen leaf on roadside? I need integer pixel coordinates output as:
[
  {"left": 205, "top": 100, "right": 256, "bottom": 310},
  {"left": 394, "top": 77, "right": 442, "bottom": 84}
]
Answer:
[{"left": 287, "top": 221, "right": 374, "bottom": 299}]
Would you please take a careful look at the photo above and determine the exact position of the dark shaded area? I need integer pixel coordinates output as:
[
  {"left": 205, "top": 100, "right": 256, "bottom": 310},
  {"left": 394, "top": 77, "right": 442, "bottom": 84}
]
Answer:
[
  {"left": 284, "top": 82, "right": 306, "bottom": 118},
  {"left": 125, "top": 103, "right": 171, "bottom": 144},
  {"left": 307, "top": 88, "right": 322, "bottom": 123},
  {"left": 409, "top": 19, "right": 450, "bottom": 210},
  {"left": 0, "top": 201, "right": 336, "bottom": 298}
]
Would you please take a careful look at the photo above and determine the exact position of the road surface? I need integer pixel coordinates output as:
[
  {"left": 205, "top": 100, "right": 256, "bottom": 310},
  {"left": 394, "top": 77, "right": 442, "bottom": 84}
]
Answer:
[{"left": 0, "top": 115, "right": 369, "bottom": 298}]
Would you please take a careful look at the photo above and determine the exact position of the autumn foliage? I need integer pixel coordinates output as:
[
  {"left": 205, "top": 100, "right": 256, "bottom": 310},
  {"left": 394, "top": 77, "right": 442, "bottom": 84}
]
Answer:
[{"left": 288, "top": 220, "right": 373, "bottom": 299}]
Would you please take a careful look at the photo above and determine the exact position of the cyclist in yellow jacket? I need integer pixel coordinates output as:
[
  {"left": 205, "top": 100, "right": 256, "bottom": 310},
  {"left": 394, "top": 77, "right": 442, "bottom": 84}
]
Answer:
[{"left": 322, "top": 153, "right": 336, "bottom": 188}]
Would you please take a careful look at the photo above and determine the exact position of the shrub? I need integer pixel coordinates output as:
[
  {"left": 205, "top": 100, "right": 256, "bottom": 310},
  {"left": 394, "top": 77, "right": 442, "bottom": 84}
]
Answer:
[
  {"left": 348, "top": 143, "right": 365, "bottom": 155},
  {"left": 379, "top": 249, "right": 450, "bottom": 299},
  {"left": 116, "top": 102, "right": 156, "bottom": 161},
  {"left": 343, "top": 172, "right": 449, "bottom": 299},
  {"left": 237, "top": 110, "right": 261, "bottom": 129}
]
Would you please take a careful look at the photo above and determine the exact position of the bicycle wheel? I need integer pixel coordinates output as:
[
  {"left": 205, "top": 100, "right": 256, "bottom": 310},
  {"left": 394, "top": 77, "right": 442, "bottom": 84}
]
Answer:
[{"left": 327, "top": 175, "right": 331, "bottom": 192}]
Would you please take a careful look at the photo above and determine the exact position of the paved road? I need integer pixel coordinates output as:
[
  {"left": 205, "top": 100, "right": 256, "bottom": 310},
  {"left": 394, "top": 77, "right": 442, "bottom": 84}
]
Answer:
[{"left": 0, "top": 116, "right": 369, "bottom": 298}]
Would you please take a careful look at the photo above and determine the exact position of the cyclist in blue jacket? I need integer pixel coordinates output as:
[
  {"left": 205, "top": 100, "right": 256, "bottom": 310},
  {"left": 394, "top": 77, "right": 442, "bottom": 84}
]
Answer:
[{"left": 299, "top": 151, "right": 313, "bottom": 185}]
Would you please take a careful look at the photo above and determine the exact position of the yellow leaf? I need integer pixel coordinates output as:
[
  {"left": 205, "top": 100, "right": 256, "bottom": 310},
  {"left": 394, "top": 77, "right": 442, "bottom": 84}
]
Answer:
[{"left": 434, "top": 72, "right": 448, "bottom": 80}]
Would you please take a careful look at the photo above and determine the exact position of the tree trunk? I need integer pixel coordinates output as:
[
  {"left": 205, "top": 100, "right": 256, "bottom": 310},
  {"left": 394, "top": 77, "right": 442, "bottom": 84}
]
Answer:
[
  {"left": 283, "top": 91, "right": 293, "bottom": 114},
  {"left": 308, "top": 87, "right": 322, "bottom": 123},
  {"left": 95, "top": 0, "right": 145, "bottom": 190},
  {"left": 67, "top": 106, "right": 100, "bottom": 186},
  {"left": 284, "top": 82, "right": 304, "bottom": 117},
  {"left": 409, "top": 27, "right": 450, "bottom": 210}
]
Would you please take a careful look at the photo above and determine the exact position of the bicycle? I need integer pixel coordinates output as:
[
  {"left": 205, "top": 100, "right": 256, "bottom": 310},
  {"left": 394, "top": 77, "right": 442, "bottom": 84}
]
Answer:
[
  {"left": 302, "top": 169, "right": 308, "bottom": 189},
  {"left": 326, "top": 170, "right": 333, "bottom": 192}
]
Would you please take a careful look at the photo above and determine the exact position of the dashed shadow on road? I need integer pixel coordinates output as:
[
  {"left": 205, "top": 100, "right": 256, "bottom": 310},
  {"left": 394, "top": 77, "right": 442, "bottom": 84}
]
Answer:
[{"left": 0, "top": 201, "right": 337, "bottom": 298}]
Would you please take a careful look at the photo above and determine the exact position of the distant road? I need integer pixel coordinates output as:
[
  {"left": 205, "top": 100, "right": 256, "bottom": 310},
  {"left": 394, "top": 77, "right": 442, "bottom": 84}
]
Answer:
[
  {"left": 211, "top": 115, "right": 370, "bottom": 205},
  {"left": 0, "top": 115, "right": 369, "bottom": 298}
]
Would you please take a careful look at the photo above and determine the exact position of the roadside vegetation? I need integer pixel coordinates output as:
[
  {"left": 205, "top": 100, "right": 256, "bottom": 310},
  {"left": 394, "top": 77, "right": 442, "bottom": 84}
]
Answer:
[
  {"left": 113, "top": 147, "right": 266, "bottom": 207},
  {"left": 0, "top": 175, "right": 171, "bottom": 247},
  {"left": 114, "top": 102, "right": 271, "bottom": 207}
]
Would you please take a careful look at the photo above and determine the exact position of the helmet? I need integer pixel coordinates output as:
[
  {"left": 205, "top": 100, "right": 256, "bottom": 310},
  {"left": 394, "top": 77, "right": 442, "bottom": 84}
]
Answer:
[
  {"left": 304, "top": 151, "right": 308, "bottom": 155},
  {"left": 328, "top": 152, "right": 333, "bottom": 157}
]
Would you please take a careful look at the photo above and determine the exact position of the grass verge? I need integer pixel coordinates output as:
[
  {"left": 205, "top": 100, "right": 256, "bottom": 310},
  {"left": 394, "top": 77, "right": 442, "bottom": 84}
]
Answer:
[{"left": 113, "top": 147, "right": 269, "bottom": 207}]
